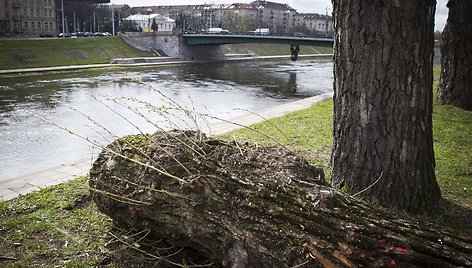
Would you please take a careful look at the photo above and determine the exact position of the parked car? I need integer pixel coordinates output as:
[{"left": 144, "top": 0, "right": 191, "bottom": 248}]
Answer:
[
  {"left": 39, "top": 32, "right": 54, "bottom": 38},
  {"left": 292, "top": 32, "right": 306, "bottom": 37},
  {"left": 206, "top": 28, "right": 223, "bottom": 34},
  {"left": 76, "top": 32, "right": 93, "bottom": 37},
  {"left": 57, "top": 32, "right": 71, "bottom": 38},
  {"left": 248, "top": 28, "right": 270, "bottom": 35}
]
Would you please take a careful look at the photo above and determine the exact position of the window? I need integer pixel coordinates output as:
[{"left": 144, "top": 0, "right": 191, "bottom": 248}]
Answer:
[
  {"left": 37, "top": 21, "right": 41, "bottom": 29},
  {"left": 25, "top": 21, "right": 28, "bottom": 29},
  {"left": 31, "top": 21, "right": 34, "bottom": 29}
]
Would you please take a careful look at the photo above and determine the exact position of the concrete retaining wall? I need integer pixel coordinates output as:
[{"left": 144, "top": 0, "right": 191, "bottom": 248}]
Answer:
[{"left": 119, "top": 32, "right": 225, "bottom": 61}]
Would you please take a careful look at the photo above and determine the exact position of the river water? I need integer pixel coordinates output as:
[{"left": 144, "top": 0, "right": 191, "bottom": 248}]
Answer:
[{"left": 0, "top": 58, "right": 333, "bottom": 181}]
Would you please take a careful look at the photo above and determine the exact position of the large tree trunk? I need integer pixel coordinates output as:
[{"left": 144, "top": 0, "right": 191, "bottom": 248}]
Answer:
[
  {"left": 90, "top": 131, "right": 472, "bottom": 267},
  {"left": 437, "top": 0, "right": 472, "bottom": 111},
  {"left": 330, "top": 0, "right": 441, "bottom": 213}
]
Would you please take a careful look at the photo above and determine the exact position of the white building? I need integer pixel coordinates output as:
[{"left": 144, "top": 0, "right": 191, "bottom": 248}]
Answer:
[{"left": 124, "top": 13, "right": 175, "bottom": 33}]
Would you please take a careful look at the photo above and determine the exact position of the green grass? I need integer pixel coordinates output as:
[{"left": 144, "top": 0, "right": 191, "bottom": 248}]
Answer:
[
  {"left": 223, "top": 66, "right": 472, "bottom": 209},
  {"left": 221, "top": 99, "right": 334, "bottom": 178},
  {"left": 225, "top": 43, "right": 333, "bottom": 56},
  {"left": 432, "top": 68, "right": 472, "bottom": 207},
  {"left": 0, "top": 37, "right": 154, "bottom": 70},
  {"left": 0, "top": 38, "right": 332, "bottom": 71},
  {"left": 0, "top": 177, "right": 113, "bottom": 267},
  {"left": 0, "top": 66, "right": 470, "bottom": 266}
]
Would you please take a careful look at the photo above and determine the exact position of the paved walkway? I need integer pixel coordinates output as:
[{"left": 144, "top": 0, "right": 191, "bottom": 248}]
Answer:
[
  {"left": 0, "top": 92, "right": 333, "bottom": 201},
  {"left": 0, "top": 54, "right": 331, "bottom": 75}
]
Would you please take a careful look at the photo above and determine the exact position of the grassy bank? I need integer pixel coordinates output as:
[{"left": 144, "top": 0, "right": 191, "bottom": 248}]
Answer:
[
  {"left": 0, "top": 67, "right": 470, "bottom": 267},
  {"left": 0, "top": 37, "right": 332, "bottom": 71},
  {"left": 0, "top": 37, "right": 154, "bottom": 70},
  {"left": 225, "top": 43, "right": 333, "bottom": 56}
]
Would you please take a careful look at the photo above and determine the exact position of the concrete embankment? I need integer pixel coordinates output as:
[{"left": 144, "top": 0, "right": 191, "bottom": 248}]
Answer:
[{"left": 0, "top": 53, "right": 332, "bottom": 75}]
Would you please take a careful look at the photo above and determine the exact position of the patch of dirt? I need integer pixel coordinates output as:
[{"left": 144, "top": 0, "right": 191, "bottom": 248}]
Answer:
[
  {"left": 435, "top": 199, "right": 472, "bottom": 235},
  {"left": 63, "top": 193, "right": 92, "bottom": 211},
  {"left": 72, "top": 50, "right": 88, "bottom": 60}
]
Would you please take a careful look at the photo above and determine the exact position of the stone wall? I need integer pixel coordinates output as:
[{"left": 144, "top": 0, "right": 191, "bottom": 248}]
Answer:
[{"left": 119, "top": 32, "right": 225, "bottom": 61}]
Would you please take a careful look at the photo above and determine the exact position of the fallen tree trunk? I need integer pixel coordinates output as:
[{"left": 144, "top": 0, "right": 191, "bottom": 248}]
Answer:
[{"left": 89, "top": 130, "right": 472, "bottom": 267}]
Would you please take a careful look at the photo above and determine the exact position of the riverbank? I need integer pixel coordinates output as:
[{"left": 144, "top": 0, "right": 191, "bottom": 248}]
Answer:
[
  {"left": 0, "top": 53, "right": 332, "bottom": 75},
  {"left": 0, "top": 36, "right": 333, "bottom": 71},
  {"left": 0, "top": 37, "right": 154, "bottom": 70}
]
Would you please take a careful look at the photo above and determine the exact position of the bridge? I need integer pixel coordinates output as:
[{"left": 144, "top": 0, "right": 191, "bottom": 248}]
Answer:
[
  {"left": 119, "top": 32, "right": 334, "bottom": 61},
  {"left": 182, "top": 34, "right": 334, "bottom": 48},
  {"left": 181, "top": 34, "right": 333, "bottom": 61}
]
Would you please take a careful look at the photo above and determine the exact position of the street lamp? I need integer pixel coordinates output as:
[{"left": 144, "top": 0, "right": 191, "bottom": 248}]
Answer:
[
  {"left": 234, "top": 10, "right": 238, "bottom": 32},
  {"left": 257, "top": 5, "right": 264, "bottom": 31},
  {"left": 285, "top": 10, "right": 290, "bottom": 34},
  {"left": 61, "top": 0, "right": 65, "bottom": 37},
  {"left": 111, "top": 0, "right": 115, "bottom": 35}
]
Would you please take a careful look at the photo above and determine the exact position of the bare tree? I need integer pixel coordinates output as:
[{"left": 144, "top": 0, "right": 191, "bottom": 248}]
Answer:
[
  {"left": 438, "top": 0, "right": 472, "bottom": 110},
  {"left": 331, "top": 0, "right": 441, "bottom": 213}
]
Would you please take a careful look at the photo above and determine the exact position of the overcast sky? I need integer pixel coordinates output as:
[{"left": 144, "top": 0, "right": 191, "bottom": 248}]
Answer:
[{"left": 112, "top": 0, "right": 449, "bottom": 31}]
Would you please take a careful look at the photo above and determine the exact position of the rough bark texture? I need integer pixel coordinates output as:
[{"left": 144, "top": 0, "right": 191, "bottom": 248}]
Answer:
[
  {"left": 90, "top": 131, "right": 472, "bottom": 267},
  {"left": 438, "top": 0, "right": 472, "bottom": 110},
  {"left": 330, "top": 0, "right": 441, "bottom": 213}
]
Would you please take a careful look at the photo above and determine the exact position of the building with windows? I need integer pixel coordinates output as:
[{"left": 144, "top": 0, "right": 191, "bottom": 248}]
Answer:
[
  {"left": 0, "top": 0, "right": 56, "bottom": 37},
  {"left": 123, "top": 1, "right": 332, "bottom": 36},
  {"left": 0, "top": 0, "right": 112, "bottom": 38},
  {"left": 293, "top": 13, "right": 332, "bottom": 37},
  {"left": 0, "top": 0, "right": 8, "bottom": 36},
  {"left": 123, "top": 13, "right": 175, "bottom": 33}
]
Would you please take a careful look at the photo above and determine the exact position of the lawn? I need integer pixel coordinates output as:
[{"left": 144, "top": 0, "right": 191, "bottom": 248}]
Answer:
[
  {"left": 0, "top": 37, "right": 154, "bottom": 70},
  {"left": 225, "top": 43, "right": 333, "bottom": 56}
]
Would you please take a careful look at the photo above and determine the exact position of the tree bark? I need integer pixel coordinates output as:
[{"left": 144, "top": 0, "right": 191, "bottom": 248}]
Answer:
[
  {"left": 437, "top": 0, "right": 472, "bottom": 111},
  {"left": 90, "top": 131, "right": 472, "bottom": 267},
  {"left": 330, "top": 0, "right": 441, "bottom": 213}
]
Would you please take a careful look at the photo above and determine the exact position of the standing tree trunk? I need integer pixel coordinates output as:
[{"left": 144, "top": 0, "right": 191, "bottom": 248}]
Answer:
[
  {"left": 331, "top": 1, "right": 441, "bottom": 213},
  {"left": 438, "top": 0, "right": 472, "bottom": 111}
]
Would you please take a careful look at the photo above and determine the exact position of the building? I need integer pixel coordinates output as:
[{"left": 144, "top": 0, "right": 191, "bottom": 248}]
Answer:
[
  {"left": 0, "top": 0, "right": 8, "bottom": 36},
  {"left": 121, "top": 1, "right": 332, "bottom": 36},
  {"left": 248, "top": 0, "right": 296, "bottom": 33},
  {"left": 0, "top": 0, "right": 112, "bottom": 38},
  {"left": 0, "top": 0, "right": 57, "bottom": 37},
  {"left": 124, "top": 13, "right": 175, "bottom": 33},
  {"left": 127, "top": 1, "right": 298, "bottom": 34},
  {"left": 293, "top": 13, "right": 333, "bottom": 37}
]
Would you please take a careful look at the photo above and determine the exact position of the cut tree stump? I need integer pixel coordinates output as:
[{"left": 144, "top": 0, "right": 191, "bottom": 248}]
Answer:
[{"left": 89, "top": 130, "right": 472, "bottom": 267}]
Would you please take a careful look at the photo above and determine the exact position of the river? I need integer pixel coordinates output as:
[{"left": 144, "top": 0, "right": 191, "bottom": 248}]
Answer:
[{"left": 0, "top": 58, "right": 333, "bottom": 181}]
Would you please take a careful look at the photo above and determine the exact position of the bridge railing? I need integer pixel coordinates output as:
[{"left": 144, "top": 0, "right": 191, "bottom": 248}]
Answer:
[{"left": 183, "top": 31, "right": 333, "bottom": 39}]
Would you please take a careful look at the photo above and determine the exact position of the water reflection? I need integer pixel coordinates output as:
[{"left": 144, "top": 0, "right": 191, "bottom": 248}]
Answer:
[{"left": 0, "top": 58, "right": 333, "bottom": 180}]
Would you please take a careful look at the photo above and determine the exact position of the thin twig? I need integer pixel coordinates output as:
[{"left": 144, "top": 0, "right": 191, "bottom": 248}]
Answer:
[
  {"left": 351, "top": 172, "right": 384, "bottom": 197},
  {"left": 25, "top": 110, "right": 187, "bottom": 184},
  {"left": 0, "top": 256, "right": 18, "bottom": 261},
  {"left": 234, "top": 107, "right": 290, "bottom": 142},
  {"left": 108, "top": 231, "right": 214, "bottom": 267},
  {"left": 89, "top": 188, "right": 152, "bottom": 206}
]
